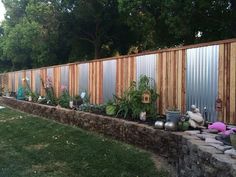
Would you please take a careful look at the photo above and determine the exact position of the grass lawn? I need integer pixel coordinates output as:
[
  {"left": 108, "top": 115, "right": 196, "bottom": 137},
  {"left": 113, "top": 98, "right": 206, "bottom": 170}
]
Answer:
[{"left": 0, "top": 107, "right": 169, "bottom": 177}]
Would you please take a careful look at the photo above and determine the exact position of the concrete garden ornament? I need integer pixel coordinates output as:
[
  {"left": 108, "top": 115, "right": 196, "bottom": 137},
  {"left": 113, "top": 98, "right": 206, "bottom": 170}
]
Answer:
[
  {"left": 140, "top": 112, "right": 146, "bottom": 121},
  {"left": 187, "top": 105, "right": 204, "bottom": 128}
]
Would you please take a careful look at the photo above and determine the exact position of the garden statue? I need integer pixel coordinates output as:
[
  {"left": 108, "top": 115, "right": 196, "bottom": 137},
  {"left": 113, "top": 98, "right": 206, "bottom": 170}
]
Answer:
[
  {"left": 17, "top": 87, "right": 25, "bottom": 100},
  {"left": 140, "top": 112, "right": 146, "bottom": 121},
  {"left": 186, "top": 105, "right": 204, "bottom": 128}
]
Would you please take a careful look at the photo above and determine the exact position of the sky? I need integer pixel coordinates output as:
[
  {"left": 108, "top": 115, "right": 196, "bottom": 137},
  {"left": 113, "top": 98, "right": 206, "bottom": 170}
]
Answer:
[{"left": 0, "top": 1, "right": 6, "bottom": 22}]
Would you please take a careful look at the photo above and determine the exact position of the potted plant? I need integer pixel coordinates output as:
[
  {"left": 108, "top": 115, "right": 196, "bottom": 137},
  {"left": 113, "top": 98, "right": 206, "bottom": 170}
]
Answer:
[{"left": 166, "top": 107, "right": 181, "bottom": 123}]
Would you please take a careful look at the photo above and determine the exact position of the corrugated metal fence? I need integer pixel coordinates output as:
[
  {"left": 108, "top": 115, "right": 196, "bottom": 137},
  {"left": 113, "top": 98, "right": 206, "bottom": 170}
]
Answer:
[{"left": 0, "top": 38, "right": 236, "bottom": 124}]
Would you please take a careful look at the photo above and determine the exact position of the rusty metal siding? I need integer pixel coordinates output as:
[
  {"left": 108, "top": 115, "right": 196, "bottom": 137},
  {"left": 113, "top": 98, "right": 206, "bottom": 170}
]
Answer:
[
  {"left": 103, "top": 60, "right": 116, "bottom": 102},
  {"left": 186, "top": 45, "right": 219, "bottom": 122},
  {"left": 79, "top": 63, "right": 89, "bottom": 94}
]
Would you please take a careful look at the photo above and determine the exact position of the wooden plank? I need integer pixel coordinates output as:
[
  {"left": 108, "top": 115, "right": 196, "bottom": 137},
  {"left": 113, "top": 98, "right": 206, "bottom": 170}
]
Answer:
[
  {"left": 115, "top": 59, "right": 119, "bottom": 96},
  {"left": 173, "top": 51, "right": 177, "bottom": 108},
  {"left": 96, "top": 62, "right": 100, "bottom": 104},
  {"left": 162, "top": 52, "right": 167, "bottom": 114},
  {"left": 88, "top": 63, "right": 92, "bottom": 103},
  {"left": 99, "top": 61, "right": 103, "bottom": 104},
  {"left": 225, "top": 44, "right": 231, "bottom": 123},
  {"left": 230, "top": 42, "right": 236, "bottom": 123},
  {"left": 157, "top": 54, "right": 161, "bottom": 113},
  {"left": 74, "top": 64, "right": 79, "bottom": 96},
  {"left": 218, "top": 44, "right": 225, "bottom": 121},
  {"left": 181, "top": 50, "right": 186, "bottom": 113},
  {"left": 15, "top": 72, "right": 19, "bottom": 92},
  {"left": 133, "top": 57, "right": 136, "bottom": 82},
  {"left": 166, "top": 52, "right": 171, "bottom": 109}
]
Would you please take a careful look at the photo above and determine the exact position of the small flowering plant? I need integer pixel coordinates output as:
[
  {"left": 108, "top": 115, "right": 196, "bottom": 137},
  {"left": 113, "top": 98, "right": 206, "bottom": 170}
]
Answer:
[
  {"left": 58, "top": 85, "right": 71, "bottom": 108},
  {"left": 41, "top": 76, "right": 57, "bottom": 105}
]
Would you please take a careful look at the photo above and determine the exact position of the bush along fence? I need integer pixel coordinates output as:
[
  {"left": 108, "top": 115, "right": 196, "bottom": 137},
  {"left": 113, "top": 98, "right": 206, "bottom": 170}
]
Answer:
[{"left": 0, "top": 38, "right": 236, "bottom": 124}]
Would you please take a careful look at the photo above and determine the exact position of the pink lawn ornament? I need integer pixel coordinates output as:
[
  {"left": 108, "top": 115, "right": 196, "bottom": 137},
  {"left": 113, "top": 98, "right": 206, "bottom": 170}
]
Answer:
[{"left": 208, "top": 122, "right": 226, "bottom": 132}]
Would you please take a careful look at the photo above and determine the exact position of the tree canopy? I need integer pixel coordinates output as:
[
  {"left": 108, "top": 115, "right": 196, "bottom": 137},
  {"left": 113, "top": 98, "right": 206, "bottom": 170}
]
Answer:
[{"left": 0, "top": 0, "right": 235, "bottom": 71}]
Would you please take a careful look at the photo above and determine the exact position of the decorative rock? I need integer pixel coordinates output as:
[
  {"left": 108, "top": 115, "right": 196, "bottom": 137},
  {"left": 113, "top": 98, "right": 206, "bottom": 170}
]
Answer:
[
  {"left": 207, "top": 144, "right": 232, "bottom": 152},
  {"left": 204, "top": 129, "right": 219, "bottom": 134},
  {"left": 224, "top": 149, "right": 236, "bottom": 159},
  {"left": 196, "top": 133, "right": 217, "bottom": 140},
  {"left": 205, "top": 137, "right": 224, "bottom": 145},
  {"left": 185, "top": 130, "right": 201, "bottom": 135}
]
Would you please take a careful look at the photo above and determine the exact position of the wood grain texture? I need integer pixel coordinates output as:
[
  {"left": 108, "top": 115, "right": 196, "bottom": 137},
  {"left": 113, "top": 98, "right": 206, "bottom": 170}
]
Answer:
[
  {"left": 218, "top": 42, "right": 236, "bottom": 124},
  {"left": 1, "top": 39, "right": 236, "bottom": 124},
  {"left": 156, "top": 50, "right": 186, "bottom": 115},
  {"left": 89, "top": 61, "right": 103, "bottom": 104},
  {"left": 116, "top": 57, "right": 136, "bottom": 97}
]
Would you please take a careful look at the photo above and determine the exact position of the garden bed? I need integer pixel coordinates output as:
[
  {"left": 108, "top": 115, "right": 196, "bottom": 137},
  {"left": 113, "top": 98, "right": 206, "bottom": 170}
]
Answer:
[{"left": 1, "top": 96, "right": 236, "bottom": 177}]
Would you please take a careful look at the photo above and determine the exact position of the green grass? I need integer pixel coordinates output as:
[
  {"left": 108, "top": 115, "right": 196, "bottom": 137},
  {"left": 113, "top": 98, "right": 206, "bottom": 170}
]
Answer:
[{"left": 0, "top": 107, "right": 168, "bottom": 177}]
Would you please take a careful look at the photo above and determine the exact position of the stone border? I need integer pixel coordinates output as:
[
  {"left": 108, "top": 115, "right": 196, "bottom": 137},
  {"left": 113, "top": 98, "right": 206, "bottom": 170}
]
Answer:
[{"left": 1, "top": 97, "right": 236, "bottom": 177}]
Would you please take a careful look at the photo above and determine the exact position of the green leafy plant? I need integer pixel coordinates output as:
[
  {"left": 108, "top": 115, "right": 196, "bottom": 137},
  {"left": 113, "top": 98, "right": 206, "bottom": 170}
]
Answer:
[
  {"left": 105, "top": 100, "right": 117, "bottom": 116},
  {"left": 41, "top": 77, "right": 57, "bottom": 105},
  {"left": 58, "top": 89, "right": 71, "bottom": 108},
  {"left": 115, "top": 75, "right": 159, "bottom": 119},
  {"left": 79, "top": 103, "right": 106, "bottom": 114}
]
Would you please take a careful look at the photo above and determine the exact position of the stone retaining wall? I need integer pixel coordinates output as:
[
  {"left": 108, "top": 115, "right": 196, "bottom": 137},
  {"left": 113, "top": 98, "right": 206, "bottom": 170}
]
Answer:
[{"left": 1, "top": 97, "right": 236, "bottom": 177}]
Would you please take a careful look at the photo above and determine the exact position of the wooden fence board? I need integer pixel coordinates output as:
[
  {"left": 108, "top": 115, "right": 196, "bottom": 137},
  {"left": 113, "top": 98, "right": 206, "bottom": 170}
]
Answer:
[{"left": 1, "top": 39, "right": 236, "bottom": 124}]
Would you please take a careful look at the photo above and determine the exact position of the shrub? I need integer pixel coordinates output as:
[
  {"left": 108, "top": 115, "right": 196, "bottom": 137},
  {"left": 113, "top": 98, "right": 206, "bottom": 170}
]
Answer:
[
  {"left": 41, "top": 77, "right": 57, "bottom": 105},
  {"left": 58, "top": 89, "right": 71, "bottom": 108},
  {"left": 115, "top": 75, "right": 159, "bottom": 119}
]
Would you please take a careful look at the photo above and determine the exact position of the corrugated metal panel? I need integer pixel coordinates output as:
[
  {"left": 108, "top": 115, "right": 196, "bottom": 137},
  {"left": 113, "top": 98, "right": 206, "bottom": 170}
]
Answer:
[
  {"left": 18, "top": 72, "right": 23, "bottom": 88},
  {"left": 26, "top": 71, "right": 31, "bottom": 87},
  {"left": 47, "top": 68, "right": 53, "bottom": 79},
  {"left": 26, "top": 71, "right": 31, "bottom": 80},
  {"left": 186, "top": 45, "right": 219, "bottom": 122},
  {"left": 79, "top": 63, "right": 89, "bottom": 94},
  {"left": 103, "top": 60, "right": 116, "bottom": 102},
  {"left": 60, "top": 66, "right": 69, "bottom": 90},
  {"left": 35, "top": 70, "right": 41, "bottom": 94},
  {"left": 136, "top": 54, "right": 157, "bottom": 87}
]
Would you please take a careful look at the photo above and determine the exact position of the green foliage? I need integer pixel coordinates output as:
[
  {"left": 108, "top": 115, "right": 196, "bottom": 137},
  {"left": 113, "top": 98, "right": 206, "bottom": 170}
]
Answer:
[
  {"left": 115, "top": 75, "right": 158, "bottom": 119},
  {"left": 105, "top": 101, "right": 117, "bottom": 116},
  {"left": 41, "top": 77, "right": 57, "bottom": 106},
  {"left": 79, "top": 103, "right": 106, "bottom": 114},
  {"left": 58, "top": 89, "right": 71, "bottom": 108},
  {"left": 0, "top": 0, "right": 235, "bottom": 72}
]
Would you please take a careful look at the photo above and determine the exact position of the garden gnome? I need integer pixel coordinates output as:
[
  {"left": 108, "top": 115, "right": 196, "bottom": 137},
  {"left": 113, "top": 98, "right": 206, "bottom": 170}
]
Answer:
[{"left": 187, "top": 105, "right": 204, "bottom": 128}]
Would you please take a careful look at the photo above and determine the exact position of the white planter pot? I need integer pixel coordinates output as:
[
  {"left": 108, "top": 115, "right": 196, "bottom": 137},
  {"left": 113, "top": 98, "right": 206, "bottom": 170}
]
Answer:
[{"left": 28, "top": 96, "right": 32, "bottom": 102}]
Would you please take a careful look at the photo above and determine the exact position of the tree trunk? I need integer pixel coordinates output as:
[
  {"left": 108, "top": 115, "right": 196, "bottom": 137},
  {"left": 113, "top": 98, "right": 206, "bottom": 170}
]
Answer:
[{"left": 94, "top": 40, "right": 101, "bottom": 59}]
